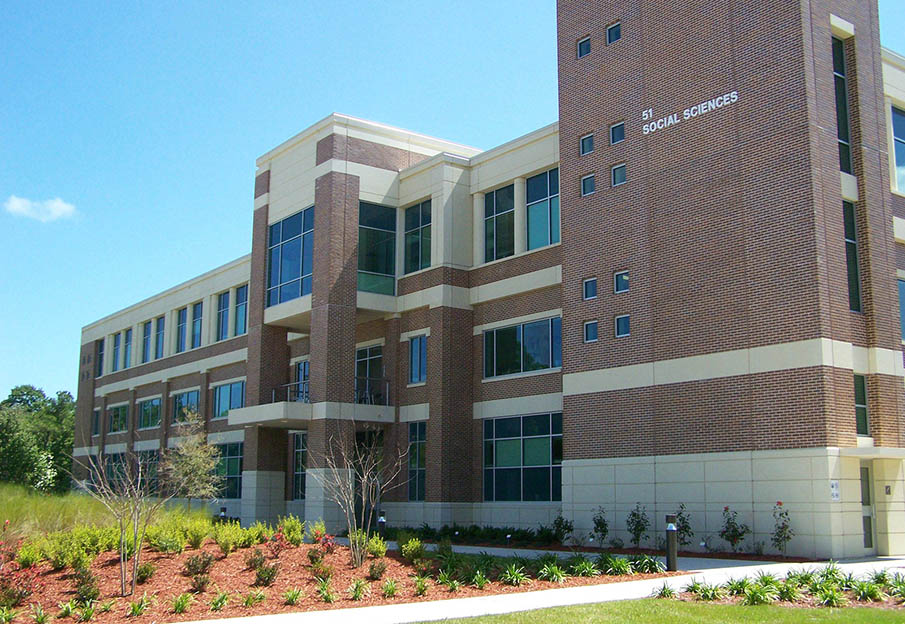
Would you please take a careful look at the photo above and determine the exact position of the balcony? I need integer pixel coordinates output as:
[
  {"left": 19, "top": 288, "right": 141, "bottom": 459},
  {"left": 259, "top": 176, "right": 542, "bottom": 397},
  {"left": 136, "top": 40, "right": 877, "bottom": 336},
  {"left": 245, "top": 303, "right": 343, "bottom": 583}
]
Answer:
[
  {"left": 272, "top": 380, "right": 310, "bottom": 404},
  {"left": 354, "top": 377, "right": 390, "bottom": 406}
]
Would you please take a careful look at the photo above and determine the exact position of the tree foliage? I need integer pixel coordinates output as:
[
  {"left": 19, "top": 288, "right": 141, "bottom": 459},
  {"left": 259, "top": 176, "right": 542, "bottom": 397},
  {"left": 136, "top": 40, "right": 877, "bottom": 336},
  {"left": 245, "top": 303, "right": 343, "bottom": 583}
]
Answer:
[{"left": 158, "top": 409, "right": 223, "bottom": 507}]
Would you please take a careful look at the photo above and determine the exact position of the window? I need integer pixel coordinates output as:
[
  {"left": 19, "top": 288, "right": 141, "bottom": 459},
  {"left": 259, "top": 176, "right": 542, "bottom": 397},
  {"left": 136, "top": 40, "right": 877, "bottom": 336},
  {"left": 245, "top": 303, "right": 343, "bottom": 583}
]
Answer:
[
  {"left": 612, "top": 163, "right": 627, "bottom": 186},
  {"left": 484, "top": 317, "right": 562, "bottom": 378},
  {"left": 293, "top": 433, "right": 307, "bottom": 500},
  {"left": 191, "top": 302, "right": 202, "bottom": 349},
  {"left": 607, "top": 22, "right": 621, "bottom": 44},
  {"left": 95, "top": 339, "right": 104, "bottom": 377},
  {"left": 176, "top": 308, "right": 187, "bottom": 353},
  {"left": 615, "top": 314, "right": 630, "bottom": 337},
  {"left": 408, "top": 422, "right": 426, "bottom": 501},
  {"left": 141, "top": 321, "right": 151, "bottom": 364},
  {"left": 213, "top": 381, "right": 245, "bottom": 420},
  {"left": 580, "top": 134, "right": 594, "bottom": 155},
  {"left": 234, "top": 285, "right": 248, "bottom": 336},
  {"left": 614, "top": 271, "right": 629, "bottom": 293},
  {"left": 583, "top": 278, "right": 597, "bottom": 300},
  {"left": 409, "top": 335, "right": 428, "bottom": 384},
  {"left": 581, "top": 174, "right": 595, "bottom": 196},
  {"left": 584, "top": 321, "right": 598, "bottom": 343},
  {"left": 154, "top": 317, "right": 165, "bottom": 359},
  {"left": 832, "top": 37, "right": 853, "bottom": 174},
  {"left": 107, "top": 405, "right": 128, "bottom": 433},
  {"left": 138, "top": 398, "right": 161, "bottom": 429},
  {"left": 894, "top": 107, "right": 905, "bottom": 191},
  {"left": 483, "top": 413, "right": 562, "bottom": 502},
  {"left": 484, "top": 185, "right": 515, "bottom": 262},
  {"left": 577, "top": 36, "right": 591, "bottom": 58},
  {"left": 216, "top": 292, "right": 229, "bottom": 341},
  {"left": 861, "top": 466, "right": 873, "bottom": 548},
  {"left": 404, "top": 200, "right": 431, "bottom": 274},
  {"left": 843, "top": 201, "right": 861, "bottom": 312},
  {"left": 855, "top": 374, "right": 869, "bottom": 435},
  {"left": 172, "top": 390, "right": 200, "bottom": 423},
  {"left": 112, "top": 333, "right": 121, "bottom": 372},
  {"left": 123, "top": 329, "right": 132, "bottom": 369},
  {"left": 355, "top": 346, "right": 385, "bottom": 404},
  {"left": 358, "top": 202, "right": 396, "bottom": 295},
  {"left": 91, "top": 409, "right": 100, "bottom": 436},
  {"left": 527, "top": 168, "right": 560, "bottom": 250},
  {"left": 267, "top": 207, "right": 315, "bottom": 306},
  {"left": 610, "top": 122, "right": 625, "bottom": 145},
  {"left": 294, "top": 360, "right": 310, "bottom": 403},
  {"left": 137, "top": 450, "right": 159, "bottom": 494},
  {"left": 216, "top": 442, "right": 243, "bottom": 499}
]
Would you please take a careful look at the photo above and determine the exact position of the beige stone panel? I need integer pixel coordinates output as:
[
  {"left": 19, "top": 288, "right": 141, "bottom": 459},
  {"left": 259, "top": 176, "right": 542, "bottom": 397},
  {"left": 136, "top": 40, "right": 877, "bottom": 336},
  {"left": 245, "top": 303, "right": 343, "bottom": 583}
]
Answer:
[
  {"left": 653, "top": 482, "right": 705, "bottom": 505},
  {"left": 704, "top": 459, "right": 752, "bottom": 482},
  {"left": 753, "top": 480, "right": 817, "bottom": 504},
  {"left": 885, "top": 50, "right": 905, "bottom": 105},
  {"left": 615, "top": 483, "right": 654, "bottom": 504},
  {"left": 570, "top": 463, "right": 615, "bottom": 486},
  {"left": 752, "top": 456, "right": 813, "bottom": 481},
  {"left": 705, "top": 481, "right": 752, "bottom": 505},
  {"left": 654, "top": 460, "right": 705, "bottom": 482},
  {"left": 470, "top": 266, "right": 562, "bottom": 306},
  {"left": 470, "top": 123, "right": 559, "bottom": 194},
  {"left": 613, "top": 461, "right": 655, "bottom": 485}
]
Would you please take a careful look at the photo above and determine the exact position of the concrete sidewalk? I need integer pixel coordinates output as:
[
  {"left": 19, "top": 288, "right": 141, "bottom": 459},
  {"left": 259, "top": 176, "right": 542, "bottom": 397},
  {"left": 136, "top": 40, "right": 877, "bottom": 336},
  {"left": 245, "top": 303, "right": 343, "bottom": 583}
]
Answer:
[{"left": 179, "top": 554, "right": 905, "bottom": 624}]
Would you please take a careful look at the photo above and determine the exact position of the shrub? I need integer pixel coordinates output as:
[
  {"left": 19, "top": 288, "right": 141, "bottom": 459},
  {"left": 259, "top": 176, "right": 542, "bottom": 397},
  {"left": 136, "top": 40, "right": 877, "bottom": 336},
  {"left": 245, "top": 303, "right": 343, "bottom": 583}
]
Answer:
[
  {"left": 306, "top": 547, "right": 323, "bottom": 565},
  {"left": 278, "top": 515, "right": 305, "bottom": 547},
  {"left": 283, "top": 588, "right": 303, "bottom": 605},
  {"left": 718, "top": 506, "right": 750, "bottom": 552},
  {"left": 570, "top": 560, "right": 599, "bottom": 577},
  {"left": 414, "top": 575, "right": 429, "bottom": 596},
  {"left": 0, "top": 609, "right": 16, "bottom": 624},
  {"left": 244, "top": 548, "right": 266, "bottom": 571},
  {"left": 499, "top": 564, "right": 530, "bottom": 586},
  {"left": 57, "top": 601, "right": 76, "bottom": 618},
  {"left": 309, "top": 520, "right": 328, "bottom": 544},
  {"left": 310, "top": 561, "right": 333, "bottom": 582},
  {"left": 183, "top": 552, "right": 214, "bottom": 576},
  {"left": 73, "top": 570, "right": 100, "bottom": 604},
  {"left": 627, "top": 503, "right": 650, "bottom": 548},
  {"left": 695, "top": 583, "right": 725, "bottom": 601},
  {"left": 870, "top": 569, "right": 892, "bottom": 588},
  {"left": 538, "top": 563, "right": 566, "bottom": 583},
  {"left": 785, "top": 567, "right": 814, "bottom": 587},
  {"left": 367, "top": 560, "right": 387, "bottom": 581},
  {"left": 135, "top": 562, "right": 156, "bottom": 585},
  {"left": 600, "top": 555, "right": 632, "bottom": 576},
  {"left": 777, "top": 580, "right": 803, "bottom": 602},
  {"left": 98, "top": 600, "right": 115, "bottom": 614},
  {"left": 242, "top": 590, "right": 266, "bottom": 607},
  {"left": 815, "top": 584, "right": 848, "bottom": 607},
  {"left": 471, "top": 569, "right": 489, "bottom": 589},
  {"left": 171, "top": 593, "right": 193, "bottom": 614},
  {"left": 674, "top": 503, "right": 694, "bottom": 547},
  {"left": 367, "top": 534, "right": 387, "bottom": 558},
  {"left": 75, "top": 603, "right": 94, "bottom": 622},
  {"left": 246, "top": 522, "right": 273, "bottom": 546},
  {"left": 0, "top": 563, "right": 41, "bottom": 608},
  {"left": 591, "top": 507, "right": 609, "bottom": 546},
  {"left": 653, "top": 582, "right": 676, "bottom": 599},
  {"left": 14, "top": 544, "right": 41, "bottom": 569},
  {"left": 212, "top": 522, "right": 242, "bottom": 557},
  {"left": 552, "top": 515, "right": 574, "bottom": 544},
  {"left": 724, "top": 576, "right": 752, "bottom": 596},
  {"left": 254, "top": 563, "right": 279, "bottom": 587},
  {"left": 127, "top": 594, "right": 153, "bottom": 617},
  {"left": 816, "top": 561, "right": 845, "bottom": 586},
  {"left": 628, "top": 554, "right": 664, "bottom": 574},
  {"left": 316, "top": 578, "right": 335, "bottom": 603},
  {"left": 266, "top": 532, "right": 290, "bottom": 559},
  {"left": 146, "top": 524, "right": 185, "bottom": 554},
  {"left": 770, "top": 501, "right": 793, "bottom": 555},
  {"left": 742, "top": 584, "right": 777, "bottom": 606},
  {"left": 436, "top": 570, "right": 461, "bottom": 592},
  {"left": 30, "top": 603, "right": 49, "bottom": 624},
  {"left": 535, "top": 525, "right": 556, "bottom": 545},
  {"left": 381, "top": 578, "right": 399, "bottom": 598},
  {"left": 754, "top": 571, "right": 781, "bottom": 589},
  {"left": 852, "top": 580, "right": 886, "bottom": 602},
  {"left": 888, "top": 573, "right": 905, "bottom": 598},
  {"left": 347, "top": 578, "right": 369, "bottom": 601},
  {"left": 209, "top": 592, "right": 229, "bottom": 611},
  {"left": 185, "top": 519, "right": 210, "bottom": 550},
  {"left": 190, "top": 574, "right": 210, "bottom": 593},
  {"left": 400, "top": 537, "right": 425, "bottom": 562}
]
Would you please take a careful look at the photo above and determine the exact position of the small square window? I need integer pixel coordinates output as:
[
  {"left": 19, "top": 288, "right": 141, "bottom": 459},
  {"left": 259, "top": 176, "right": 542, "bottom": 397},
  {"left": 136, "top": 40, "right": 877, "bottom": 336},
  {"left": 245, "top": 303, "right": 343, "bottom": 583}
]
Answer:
[
  {"left": 607, "top": 22, "right": 621, "bottom": 44},
  {"left": 610, "top": 122, "right": 625, "bottom": 145},
  {"left": 615, "top": 315, "right": 630, "bottom": 337},
  {"left": 581, "top": 174, "right": 596, "bottom": 196},
  {"left": 614, "top": 271, "right": 629, "bottom": 293},
  {"left": 577, "top": 37, "right": 591, "bottom": 58},
  {"left": 584, "top": 321, "right": 598, "bottom": 343},
  {"left": 580, "top": 134, "right": 594, "bottom": 155},
  {"left": 612, "top": 164, "right": 626, "bottom": 187},
  {"left": 583, "top": 278, "right": 598, "bottom": 300}
]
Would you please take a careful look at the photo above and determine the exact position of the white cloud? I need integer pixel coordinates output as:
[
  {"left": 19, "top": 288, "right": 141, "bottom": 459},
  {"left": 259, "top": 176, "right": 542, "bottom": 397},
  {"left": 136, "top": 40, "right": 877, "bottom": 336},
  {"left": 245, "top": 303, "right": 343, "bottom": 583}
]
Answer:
[{"left": 4, "top": 195, "right": 77, "bottom": 223}]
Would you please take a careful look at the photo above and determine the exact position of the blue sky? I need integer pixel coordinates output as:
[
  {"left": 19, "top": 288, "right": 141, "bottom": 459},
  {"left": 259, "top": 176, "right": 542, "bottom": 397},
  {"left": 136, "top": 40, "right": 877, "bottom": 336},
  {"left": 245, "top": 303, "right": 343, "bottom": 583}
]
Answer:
[{"left": 1, "top": 1, "right": 903, "bottom": 400}]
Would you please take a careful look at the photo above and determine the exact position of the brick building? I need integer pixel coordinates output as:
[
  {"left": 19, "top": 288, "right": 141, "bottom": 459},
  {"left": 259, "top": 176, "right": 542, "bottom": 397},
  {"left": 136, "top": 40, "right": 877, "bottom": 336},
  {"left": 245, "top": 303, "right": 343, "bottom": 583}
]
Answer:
[{"left": 74, "top": 0, "right": 905, "bottom": 558}]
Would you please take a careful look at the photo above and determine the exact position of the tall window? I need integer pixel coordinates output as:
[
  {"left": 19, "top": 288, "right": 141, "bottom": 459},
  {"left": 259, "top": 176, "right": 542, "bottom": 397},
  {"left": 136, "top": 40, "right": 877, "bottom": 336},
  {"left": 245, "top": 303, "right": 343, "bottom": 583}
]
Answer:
[
  {"left": 107, "top": 405, "right": 128, "bottom": 433},
  {"left": 154, "top": 316, "right": 165, "bottom": 359},
  {"left": 899, "top": 280, "right": 905, "bottom": 341},
  {"left": 138, "top": 450, "right": 159, "bottom": 494},
  {"left": 267, "top": 207, "right": 314, "bottom": 306},
  {"left": 293, "top": 433, "right": 307, "bottom": 500},
  {"left": 138, "top": 398, "right": 161, "bottom": 429},
  {"left": 484, "top": 317, "right": 562, "bottom": 378},
  {"left": 484, "top": 185, "right": 515, "bottom": 262},
  {"left": 172, "top": 390, "right": 200, "bottom": 423},
  {"left": 855, "top": 375, "right": 869, "bottom": 436},
  {"left": 112, "top": 333, "right": 121, "bottom": 372},
  {"left": 404, "top": 200, "right": 431, "bottom": 274},
  {"left": 358, "top": 202, "right": 396, "bottom": 295},
  {"left": 213, "top": 381, "right": 245, "bottom": 419},
  {"left": 843, "top": 201, "right": 861, "bottom": 312},
  {"left": 141, "top": 321, "right": 151, "bottom": 364},
  {"left": 91, "top": 409, "right": 100, "bottom": 436},
  {"left": 409, "top": 335, "right": 428, "bottom": 384},
  {"left": 355, "top": 345, "right": 385, "bottom": 404},
  {"left": 123, "top": 329, "right": 132, "bottom": 369},
  {"left": 408, "top": 422, "right": 426, "bottom": 501},
  {"left": 894, "top": 107, "right": 905, "bottom": 191},
  {"left": 483, "top": 413, "right": 562, "bottom": 502},
  {"left": 95, "top": 339, "right": 104, "bottom": 377},
  {"left": 176, "top": 308, "right": 187, "bottom": 353},
  {"left": 234, "top": 285, "right": 248, "bottom": 336},
  {"left": 527, "top": 168, "right": 560, "bottom": 251},
  {"left": 216, "top": 443, "right": 243, "bottom": 499},
  {"left": 191, "top": 302, "right": 202, "bottom": 348},
  {"left": 216, "top": 292, "right": 229, "bottom": 341},
  {"left": 294, "top": 360, "right": 310, "bottom": 403},
  {"left": 832, "top": 37, "right": 853, "bottom": 174}
]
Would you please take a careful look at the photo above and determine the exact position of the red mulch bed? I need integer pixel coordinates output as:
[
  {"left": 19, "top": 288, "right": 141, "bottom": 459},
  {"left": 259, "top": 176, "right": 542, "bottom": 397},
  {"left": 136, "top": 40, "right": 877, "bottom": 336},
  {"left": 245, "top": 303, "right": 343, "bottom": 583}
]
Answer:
[
  {"left": 17, "top": 543, "right": 681, "bottom": 622},
  {"left": 676, "top": 592, "right": 905, "bottom": 611}
]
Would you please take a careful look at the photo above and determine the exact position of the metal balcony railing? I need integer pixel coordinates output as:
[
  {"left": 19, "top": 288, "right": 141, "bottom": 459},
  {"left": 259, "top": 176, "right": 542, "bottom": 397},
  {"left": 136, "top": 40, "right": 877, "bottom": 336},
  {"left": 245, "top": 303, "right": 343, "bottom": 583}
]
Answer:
[
  {"left": 354, "top": 376, "right": 390, "bottom": 406},
  {"left": 272, "top": 380, "right": 310, "bottom": 404}
]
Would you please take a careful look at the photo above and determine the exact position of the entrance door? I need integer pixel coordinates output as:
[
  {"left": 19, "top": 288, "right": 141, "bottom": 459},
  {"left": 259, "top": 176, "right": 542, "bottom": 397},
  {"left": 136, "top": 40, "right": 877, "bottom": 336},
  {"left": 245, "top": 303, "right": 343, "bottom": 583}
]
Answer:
[{"left": 859, "top": 463, "right": 876, "bottom": 554}]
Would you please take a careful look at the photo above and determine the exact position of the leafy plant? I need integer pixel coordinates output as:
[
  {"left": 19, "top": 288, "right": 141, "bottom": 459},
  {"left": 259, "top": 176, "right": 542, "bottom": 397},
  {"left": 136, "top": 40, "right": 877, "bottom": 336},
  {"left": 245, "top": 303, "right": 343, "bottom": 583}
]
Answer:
[
  {"left": 724, "top": 576, "right": 752, "bottom": 596},
  {"left": 0, "top": 608, "right": 16, "bottom": 624},
  {"left": 653, "top": 582, "right": 676, "bottom": 599},
  {"left": 57, "top": 601, "right": 76, "bottom": 618},
  {"left": 400, "top": 538, "right": 425, "bottom": 562},
  {"left": 310, "top": 561, "right": 333, "bottom": 582},
  {"left": 211, "top": 522, "right": 241, "bottom": 557},
  {"left": 840, "top": 572, "right": 858, "bottom": 591},
  {"left": 591, "top": 507, "right": 609, "bottom": 546},
  {"left": 754, "top": 571, "right": 780, "bottom": 589},
  {"left": 381, "top": 578, "right": 399, "bottom": 598},
  {"left": 316, "top": 578, "right": 336, "bottom": 604},
  {"left": 171, "top": 593, "right": 193, "bottom": 614},
  {"left": 246, "top": 522, "right": 274, "bottom": 546},
  {"left": 770, "top": 501, "right": 793, "bottom": 555},
  {"left": 185, "top": 519, "right": 210, "bottom": 550},
  {"left": 628, "top": 554, "right": 664, "bottom": 573},
  {"left": 73, "top": 570, "right": 100, "bottom": 604},
  {"left": 777, "top": 580, "right": 803, "bottom": 602},
  {"left": 784, "top": 568, "right": 814, "bottom": 587},
  {"left": 190, "top": 574, "right": 210, "bottom": 593},
  {"left": 742, "top": 583, "right": 778, "bottom": 605},
  {"left": 888, "top": 573, "right": 905, "bottom": 598},
  {"left": 97, "top": 601, "right": 115, "bottom": 614},
  {"left": 414, "top": 575, "right": 429, "bottom": 596},
  {"left": 852, "top": 580, "right": 886, "bottom": 602},
  {"left": 209, "top": 591, "right": 229, "bottom": 611},
  {"left": 75, "top": 604, "right": 95, "bottom": 623},
  {"left": 816, "top": 561, "right": 845, "bottom": 586},
  {"left": 145, "top": 524, "right": 185, "bottom": 554},
  {"left": 367, "top": 534, "right": 387, "bottom": 559},
  {"left": 278, "top": 515, "right": 305, "bottom": 547},
  {"left": 367, "top": 560, "right": 387, "bottom": 581},
  {"left": 254, "top": 563, "right": 279, "bottom": 587},
  {"left": 471, "top": 569, "right": 489, "bottom": 589},
  {"left": 183, "top": 552, "right": 214, "bottom": 576},
  {"left": 626, "top": 503, "right": 650, "bottom": 548},
  {"left": 499, "top": 564, "right": 530, "bottom": 586},
  {"left": 436, "top": 570, "right": 461, "bottom": 592},
  {"left": 570, "top": 560, "right": 599, "bottom": 577},
  {"left": 135, "top": 562, "right": 156, "bottom": 585},
  {"left": 674, "top": 503, "right": 693, "bottom": 547},
  {"left": 348, "top": 578, "right": 369, "bottom": 601},
  {"left": 870, "top": 569, "right": 892, "bottom": 588},
  {"left": 282, "top": 587, "right": 303, "bottom": 605},
  {"left": 14, "top": 544, "right": 41, "bottom": 569},
  {"left": 695, "top": 583, "right": 724, "bottom": 601},
  {"left": 552, "top": 515, "right": 574, "bottom": 544},
  {"left": 127, "top": 594, "right": 153, "bottom": 617},
  {"left": 718, "top": 506, "right": 750, "bottom": 552},
  {"left": 244, "top": 548, "right": 266, "bottom": 571},
  {"left": 29, "top": 604, "right": 49, "bottom": 624},
  {"left": 599, "top": 555, "right": 632, "bottom": 576},
  {"left": 815, "top": 584, "right": 848, "bottom": 607},
  {"left": 242, "top": 590, "right": 266, "bottom": 607},
  {"left": 267, "top": 532, "right": 290, "bottom": 559}
]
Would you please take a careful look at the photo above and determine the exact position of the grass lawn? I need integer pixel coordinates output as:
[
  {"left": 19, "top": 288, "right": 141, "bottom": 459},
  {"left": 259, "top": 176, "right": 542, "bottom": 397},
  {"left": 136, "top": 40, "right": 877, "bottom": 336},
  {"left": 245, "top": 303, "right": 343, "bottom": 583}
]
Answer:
[{"left": 419, "top": 599, "right": 904, "bottom": 623}]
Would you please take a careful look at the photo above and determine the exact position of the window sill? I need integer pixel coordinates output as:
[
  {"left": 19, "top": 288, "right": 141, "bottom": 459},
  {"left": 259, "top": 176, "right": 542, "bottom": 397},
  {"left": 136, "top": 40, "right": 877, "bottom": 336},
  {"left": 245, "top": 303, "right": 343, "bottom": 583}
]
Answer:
[
  {"left": 137, "top": 426, "right": 160, "bottom": 432},
  {"left": 407, "top": 381, "right": 427, "bottom": 389},
  {"left": 474, "top": 242, "right": 561, "bottom": 271},
  {"left": 482, "top": 367, "right": 561, "bottom": 384},
  {"left": 107, "top": 430, "right": 128, "bottom": 435}
]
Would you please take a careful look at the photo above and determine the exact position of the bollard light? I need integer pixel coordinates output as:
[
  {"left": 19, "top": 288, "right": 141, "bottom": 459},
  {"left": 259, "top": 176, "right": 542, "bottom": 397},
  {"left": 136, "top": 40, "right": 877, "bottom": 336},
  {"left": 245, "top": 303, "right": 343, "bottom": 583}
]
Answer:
[
  {"left": 377, "top": 509, "right": 387, "bottom": 539},
  {"left": 665, "top": 513, "right": 678, "bottom": 572},
  {"left": 219, "top": 507, "right": 226, "bottom": 521}
]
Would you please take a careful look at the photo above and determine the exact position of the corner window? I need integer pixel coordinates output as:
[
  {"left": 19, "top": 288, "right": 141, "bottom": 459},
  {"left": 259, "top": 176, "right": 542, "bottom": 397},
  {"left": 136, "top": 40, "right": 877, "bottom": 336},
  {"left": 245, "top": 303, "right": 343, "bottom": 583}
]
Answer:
[
  {"left": 607, "top": 22, "right": 621, "bottom": 44},
  {"left": 409, "top": 335, "right": 428, "bottom": 384},
  {"left": 404, "top": 200, "right": 431, "bottom": 274},
  {"left": 293, "top": 433, "right": 307, "bottom": 500},
  {"left": 483, "top": 413, "right": 562, "bottom": 502},
  {"left": 610, "top": 122, "right": 625, "bottom": 145},
  {"left": 893, "top": 107, "right": 905, "bottom": 191},
  {"left": 176, "top": 307, "right": 187, "bottom": 353},
  {"left": 268, "top": 207, "right": 315, "bottom": 306},
  {"left": 614, "top": 271, "right": 629, "bottom": 293},
  {"left": 855, "top": 374, "right": 869, "bottom": 436},
  {"left": 484, "top": 185, "right": 515, "bottom": 262},
  {"left": 584, "top": 321, "right": 598, "bottom": 343},
  {"left": 408, "top": 422, "right": 426, "bottom": 501},
  {"left": 483, "top": 317, "right": 562, "bottom": 378},
  {"left": 583, "top": 277, "right": 597, "bottom": 300},
  {"left": 577, "top": 36, "right": 591, "bottom": 58},
  {"left": 581, "top": 174, "right": 595, "bottom": 196},
  {"left": 580, "top": 134, "right": 594, "bottom": 155},
  {"left": 213, "top": 381, "right": 245, "bottom": 420},
  {"left": 358, "top": 202, "right": 396, "bottom": 295},
  {"left": 216, "top": 292, "right": 229, "bottom": 342},
  {"left": 526, "top": 168, "right": 560, "bottom": 251},
  {"left": 191, "top": 302, "right": 203, "bottom": 349},
  {"left": 615, "top": 314, "right": 630, "bottom": 337},
  {"left": 234, "top": 285, "right": 248, "bottom": 336},
  {"left": 832, "top": 37, "right": 852, "bottom": 174},
  {"left": 107, "top": 405, "right": 128, "bottom": 434},
  {"left": 612, "top": 163, "right": 627, "bottom": 187},
  {"left": 138, "top": 398, "right": 161, "bottom": 429},
  {"left": 172, "top": 390, "right": 200, "bottom": 423},
  {"left": 216, "top": 442, "right": 243, "bottom": 499}
]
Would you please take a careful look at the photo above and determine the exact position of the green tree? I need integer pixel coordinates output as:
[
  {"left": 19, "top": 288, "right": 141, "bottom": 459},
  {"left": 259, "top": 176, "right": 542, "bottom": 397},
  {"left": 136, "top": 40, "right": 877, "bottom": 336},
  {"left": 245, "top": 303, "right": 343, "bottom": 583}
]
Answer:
[
  {"left": 158, "top": 409, "right": 223, "bottom": 509},
  {"left": 0, "top": 406, "right": 55, "bottom": 489}
]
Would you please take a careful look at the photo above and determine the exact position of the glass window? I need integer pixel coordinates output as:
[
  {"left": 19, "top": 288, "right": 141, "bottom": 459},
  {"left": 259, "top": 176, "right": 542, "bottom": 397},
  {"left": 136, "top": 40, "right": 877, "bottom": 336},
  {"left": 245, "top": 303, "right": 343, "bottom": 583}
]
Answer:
[
  {"left": 615, "top": 314, "right": 630, "bottom": 337},
  {"left": 832, "top": 37, "right": 852, "bottom": 174},
  {"left": 612, "top": 163, "right": 627, "bottom": 186},
  {"left": 141, "top": 321, "right": 151, "bottom": 364},
  {"left": 216, "top": 292, "right": 229, "bottom": 341},
  {"left": 408, "top": 422, "right": 426, "bottom": 501},
  {"left": 123, "top": 329, "right": 132, "bottom": 369},
  {"left": 107, "top": 405, "right": 128, "bottom": 433},
  {"left": 293, "top": 433, "right": 307, "bottom": 500},
  {"left": 577, "top": 36, "right": 590, "bottom": 58},
  {"left": 191, "top": 302, "right": 203, "bottom": 349},
  {"left": 358, "top": 202, "right": 396, "bottom": 295},
  {"left": 527, "top": 168, "right": 560, "bottom": 251},
  {"left": 234, "top": 285, "right": 248, "bottom": 336},
  {"left": 843, "top": 201, "right": 861, "bottom": 312},
  {"left": 216, "top": 442, "right": 243, "bottom": 499},
  {"left": 581, "top": 174, "right": 595, "bottom": 196},
  {"left": 154, "top": 316, "right": 165, "bottom": 359},
  {"left": 894, "top": 107, "right": 905, "bottom": 191},
  {"left": 855, "top": 374, "right": 869, "bottom": 436},
  {"left": 485, "top": 185, "right": 515, "bottom": 262},
  {"left": 584, "top": 321, "right": 598, "bottom": 342},
  {"left": 138, "top": 398, "right": 161, "bottom": 429},
  {"left": 483, "top": 413, "right": 562, "bottom": 502},
  {"left": 409, "top": 335, "right": 428, "bottom": 384},
  {"left": 404, "top": 199, "right": 431, "bottom": 274},
  {"left": 580, "top": 134, "right": 593, "bottom": 155},
  {"left": 610, "top": 122, "right": 625, "bottom": 145},
  {"left": 355, "top": 346, "right": 386, "bottom": 404},
  {"left": 614, "top": 271, "right": 629, "bottom": 293},
  {"left": 95, "top": 339, "right": 104, "bottom": 377},
  {"left": 583, "top": 278, "right": 597, "bottom": 300},
  {"left": 91, "top": 409, "right": 100, "bottom": 436},
  {"left": 172, "top": 390, "right": 200, "bottom": 423},
  {"left": 138, "top": 450, "right": 159, "bottom": 494},
  {"left": 112, "top": 333, "right": 121, "bottom": 372},
  {"left": 267, "top": 207, "right": 315, "bottom": 307},
  {"left": 176, "top": 307, "right": 187, "bottom": 353},
  {"left": 607, "top": 22, "right": 621, "bottom": 44},
  {"left": 213, "top": 381, "right": 245, "bottom": 420},
  {"left": 294, "top": 360, "right": 310, "bottom": 403},
  {"left": 484, "top": 317, "right": 562, "bottom": 378}
]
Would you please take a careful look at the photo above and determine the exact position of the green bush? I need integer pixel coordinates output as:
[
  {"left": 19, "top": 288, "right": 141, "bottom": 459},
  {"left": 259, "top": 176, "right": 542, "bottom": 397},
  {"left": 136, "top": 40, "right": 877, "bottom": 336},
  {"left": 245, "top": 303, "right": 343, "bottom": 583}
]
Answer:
[
  {"left": 73, "top": 570, "right": 100, "bottom": 604},
  {"left": 278, "top": 515, "right": 305, "bottom": 547},
  {"left": 851, "top": 580, "right": 886, "bottom": 602},
  {"left": 135, "top": 562, "right": 156, "bottom": 585},
  {"left": 283, "top": 588, "right": 303, "bottom": 605},
  {"left": 347, "top": 578, "right": 369, "bottom": 601},
  {"left": 14, "top": 543, "right": 42, "bottom": 569},
  {"left": 500, "top": 564, "right": 530, "bottom": 586},
  {"left": 538, "top": 563, "right": 566, "bottom": 583},
  {"left": 212, "top": 521, "right": 243, "bottom": 557},
  {"left": 367, "top": 534, "right": 387, "bottom": 558},
  {"left": 367, "top": 560, "right": 387, "bottom": 581},
  {"left": 183, "top": 552, "right": 215, "bottom": 576},
  {"left": 742, "top": 584, "right": 777, "bottom": 606},
  {"left": 381, "top": 578, "right": 399, "bottom": 598},
  {"left": 244, "top": 549, "right": 266, "bottom": 571},
  {"left": 245, "top": 522, "right": 273, "bottom": 546},
  {"left": 171, "top": 593, "right": 193, "bottom": 614},
  {"left": 184, "top": 519, "right": 211, "bottom": 550},
  {"left": 145, "top": 524, "right": 185, "bottom": 554},
  {"left": 400, "top": 537, "right": 425, "bottom": 562},
  {"left": 190, "top": 575, "right": 210, "bottom": 593},
  {"left": 254, "top": 563, "right": 279, "bottom": 587}
]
